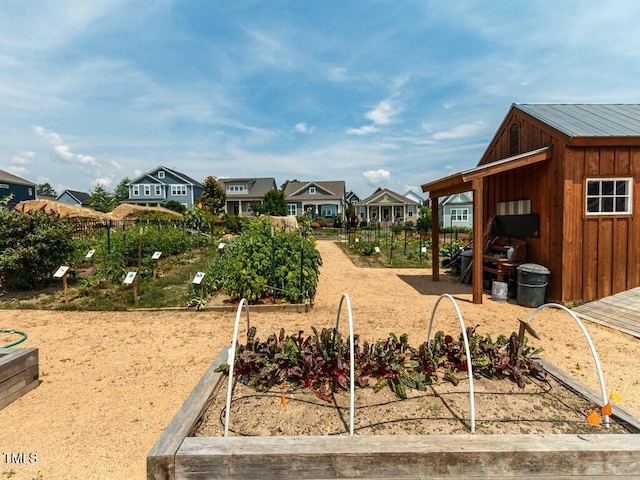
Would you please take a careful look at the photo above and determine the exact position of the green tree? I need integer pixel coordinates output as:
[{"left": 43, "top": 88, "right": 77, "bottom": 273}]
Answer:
[
  {"left": 253, "top": 189, "right": 286, "bottom": 216},
  {"left": 113, "top": 177, "right": 131, "bottom": 203},
  {"left": 36, "top": 182, "right": 57, "bottom": 197},
  {"left": 417, "top": 205, "right": 432, "bottom": 231},
  {"left": 164, "top": 200, "right": 187, "bottom": 214},
  {"left": 198, "top": 176, "right": 226, "bottom": 214},
  {"left": 89, "top": 183, "right": 115, "bottom": 212}
]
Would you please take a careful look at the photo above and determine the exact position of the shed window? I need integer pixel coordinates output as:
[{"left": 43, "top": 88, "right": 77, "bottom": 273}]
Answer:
[{"left": 586, "top": 178, "right": 632, "bottom": 215}]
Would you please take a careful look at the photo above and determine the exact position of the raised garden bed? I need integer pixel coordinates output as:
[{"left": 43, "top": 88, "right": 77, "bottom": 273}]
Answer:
[
  {"left": 0, "top": 348, "right": 39, "bottom": 410},
  {"left": 148, "top": 346, "right": 640, "bottom": 479}
]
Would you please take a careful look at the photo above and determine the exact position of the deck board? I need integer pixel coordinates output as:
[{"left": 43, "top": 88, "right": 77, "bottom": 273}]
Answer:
[{"left": 573, "top": 287, "right": 640, "bottom": 338}]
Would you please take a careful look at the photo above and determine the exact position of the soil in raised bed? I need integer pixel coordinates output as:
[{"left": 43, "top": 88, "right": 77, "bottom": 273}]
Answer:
[{"left": 195, "top": 373, "right": 633, "bottom": 437}]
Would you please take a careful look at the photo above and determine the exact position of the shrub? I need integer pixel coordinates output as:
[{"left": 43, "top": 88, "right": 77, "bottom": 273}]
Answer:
[{"left": 0, "top": 209, "right": 75, "bottom": 290}]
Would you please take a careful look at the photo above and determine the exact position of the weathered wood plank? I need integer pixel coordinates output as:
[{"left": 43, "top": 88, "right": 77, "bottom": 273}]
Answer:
[
  {"left": 0, "top": 348, "right": 38, "bottom": 383},
  {"left": 147, "top": 346, "right": 229, "bottom": 480},
  {"left": 0, "top": 365, "right": 39, "bottom": 410},
  {"left": 176, "top": 434, "right": 640, "bottom": 479}
]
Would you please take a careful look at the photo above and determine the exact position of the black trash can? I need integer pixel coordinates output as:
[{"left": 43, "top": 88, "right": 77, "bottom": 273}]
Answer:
[{"left": 516, "top": 263, "right": 550, "bottom": 307}]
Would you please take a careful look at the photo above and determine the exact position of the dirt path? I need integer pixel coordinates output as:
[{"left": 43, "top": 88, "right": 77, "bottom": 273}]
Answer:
[{"left": 0, "top": 240, "right": 638, "bottom": 479}]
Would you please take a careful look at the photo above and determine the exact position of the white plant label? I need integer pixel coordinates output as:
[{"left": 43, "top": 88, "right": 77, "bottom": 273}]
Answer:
[
  {"left": 192, "top": 272, "right": 205, "bottom": 284},
  {"left": 124, "top": 271, "right": 137, "bottom": 284},
  {"left": 54, "top": 266, "right": 70, "bottom": 278},
  {"left": 152, "top": 251, "right": 162, "bottom": 260},
  {"left": 85, "top": 249, "right": 95, "bottom": 259}
]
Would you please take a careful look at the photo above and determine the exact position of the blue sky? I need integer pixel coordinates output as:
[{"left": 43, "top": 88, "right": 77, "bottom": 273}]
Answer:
[{"left": 2, "top": 1, "right": 640, "bottom": 199}]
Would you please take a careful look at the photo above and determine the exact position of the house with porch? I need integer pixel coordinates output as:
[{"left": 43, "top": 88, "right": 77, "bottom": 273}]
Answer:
[
  {"left": 356, "top": 187, "right": 420, "bottom": 226},
  {"left": 126, "top": 166, "right": 203, "bottom": 208},
  {"left": 421, "top": 103, "right": 640, "bottom": 305},
  {"left": 0, "top": 168, "right": 36, "bottom": 208},
  {"left": 283, "top": 181, "right": 346, "bottom": 219},
  {"left": 217, "top": 177, "right": 277, "bottom": 216}
]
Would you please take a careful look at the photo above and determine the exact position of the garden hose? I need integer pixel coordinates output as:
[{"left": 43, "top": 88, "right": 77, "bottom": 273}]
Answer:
[{"left": 0, "top": 328, "right": 28, "bottom": 348}]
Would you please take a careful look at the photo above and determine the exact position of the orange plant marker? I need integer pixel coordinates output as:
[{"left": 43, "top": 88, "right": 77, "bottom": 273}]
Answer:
[
  {"left": 601, "top": 403, "right": 612, "bottom": 416},
  {"left": 280, "top": 393, "right": 287, "bottom": 408},
  {"left": 587, "top": 410, "right": 603, "bottom": 426}
]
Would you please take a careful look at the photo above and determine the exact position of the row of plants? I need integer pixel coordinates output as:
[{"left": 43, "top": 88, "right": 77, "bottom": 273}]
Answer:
[
  {"left": 187, "top": 217, "right": 322, "bottom": 307},
  {"left": 217, "top": 325, "right": 545, "bottom": 401}
]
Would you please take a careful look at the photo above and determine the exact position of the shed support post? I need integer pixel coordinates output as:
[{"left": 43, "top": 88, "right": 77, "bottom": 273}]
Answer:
[
  {"left": 472, "top": 179, "right": 483, "bottom": 304},
  {"left": 431, "top": 196, "right": 439, "bottom": 281}
]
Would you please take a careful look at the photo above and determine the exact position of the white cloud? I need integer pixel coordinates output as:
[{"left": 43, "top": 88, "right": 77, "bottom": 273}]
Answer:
[
  {"left": 11, "top": 151, "right": 36, "bottom": 165},
  {"left": 346, "top": 125, "right": 378, "bottom": 136},
  {"left": 365, "top": 100, "right": 402, "bottom": 126},
  {"left": 293, "top": 122, "right": 314, "bottom": 134},
  {"left": 431, "top": 121, "right": 486, "bottom": 141},
  {"left": 362, "top": 169, "right": 391, "bottom": 185},
  {"left": 92, "top": 176, "right": 113, "bottom": 187}
]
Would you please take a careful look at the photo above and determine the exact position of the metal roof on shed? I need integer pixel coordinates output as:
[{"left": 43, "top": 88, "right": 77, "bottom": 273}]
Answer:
[{"left": 516, "top": 104, "right": 640, "bottom": 137}]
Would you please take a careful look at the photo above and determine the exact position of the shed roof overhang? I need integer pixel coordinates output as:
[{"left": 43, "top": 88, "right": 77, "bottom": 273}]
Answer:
[
  {"left": 420, "top": 145, "right": 553, "bottom": 304},
  {"left": 421, "top": 146, "right": 553, "bottom": 198}
]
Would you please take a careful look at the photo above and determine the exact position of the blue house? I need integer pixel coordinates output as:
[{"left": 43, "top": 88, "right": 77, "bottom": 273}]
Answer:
[
  {"left": 57, "top": 189, "right": 92, "bottom": 207},
  {"left": 0, "top": 168, "right": 36, "bottom": 208},
  {"left": 439, "top": 192, "right": 474, "bottom": 229},
  {"left": 126, "top": 166, "right": 203, "bottom": 208}
]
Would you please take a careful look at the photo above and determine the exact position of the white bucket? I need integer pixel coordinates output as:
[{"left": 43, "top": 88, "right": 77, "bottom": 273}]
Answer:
[{"left": 491, "top": 281, "right": 508, "bottom": 302}]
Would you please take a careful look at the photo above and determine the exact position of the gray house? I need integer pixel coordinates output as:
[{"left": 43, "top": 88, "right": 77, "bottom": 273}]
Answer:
[
  {"left": 283, "top": 181, "right": 346, "bottom": 219},
  {"left": 356, "top": 187, "right": 420, "bottom": 226},
  {"left": 217, "top": 177, "right": 278, "bottom": 216},
  {"left": 57, "top": 189, "right": 92, "bottom": 207},
  {"left": 439, "top": 192, "right": 473, "bottom": 229},
  {"left": 0, "top": 168, "right": 36, "bottom": 208},
  {"left": 126, "top": 166, "right": 203, "bottom": 208}
]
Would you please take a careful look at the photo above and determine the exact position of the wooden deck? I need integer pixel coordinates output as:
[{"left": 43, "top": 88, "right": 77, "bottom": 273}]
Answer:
[{"left": 573, "top": 287, "right": 640, "bottom": 338}]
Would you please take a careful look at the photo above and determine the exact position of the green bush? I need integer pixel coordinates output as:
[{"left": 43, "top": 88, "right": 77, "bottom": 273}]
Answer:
[
  {"left": 196, "top": 217, "right": 322, "bottom": 304},
  {"left": 0, "top": 209, "right": 76, "bottom": 290}
]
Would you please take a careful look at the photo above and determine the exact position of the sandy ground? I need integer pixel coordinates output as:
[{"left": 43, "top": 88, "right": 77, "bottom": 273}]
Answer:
[{"left": 0, "top": 240, "right": 638, "bottom": 479}]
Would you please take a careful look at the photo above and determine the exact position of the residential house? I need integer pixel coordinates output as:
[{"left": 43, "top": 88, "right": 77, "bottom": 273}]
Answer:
[
  {"left": 126, "top": 166, "right": 203, "bottom": 208},
  {"left": 439, "top": 192, "right": 473, "bottom": 229},
  {"left": 0, "top": 168, "right": 36, "bottom": 208},
  {"left": 345, "top": 190, "right": 361, "bottom": 205},
  {"left": 283, "top": 181, "right": 346, "bottom": 219},
  {"left": 421, "top": 103, "right": 640, "bottom": 304},
  {"left": 356, "top": 187, "right": 420, "bottom": 226},
  {"left": 404, "top": 190, "right": 424, "bottom": 205},
  {"left": 217, "top": 177, "right": 278, "bottom": 216},
  {"left": 57, "top": 189, "right": 92, "bottom": 207}
]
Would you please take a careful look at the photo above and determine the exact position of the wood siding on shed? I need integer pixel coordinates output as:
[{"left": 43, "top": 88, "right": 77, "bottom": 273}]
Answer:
[{"left": 563, "top": 147, "right": 640, "bottom": 303}]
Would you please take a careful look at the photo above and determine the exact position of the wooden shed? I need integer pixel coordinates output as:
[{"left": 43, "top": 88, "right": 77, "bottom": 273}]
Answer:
[{"left": 421, "top": 104, "right": 640, "bottom": 305}]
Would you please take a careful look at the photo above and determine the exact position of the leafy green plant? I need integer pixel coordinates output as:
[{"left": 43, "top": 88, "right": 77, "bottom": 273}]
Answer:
[
  {"left": 217, "top": 326, "right": 545, "bottom": 401},
  {"left": 0, "top": 209, "right": 75, "bottom": 290}
]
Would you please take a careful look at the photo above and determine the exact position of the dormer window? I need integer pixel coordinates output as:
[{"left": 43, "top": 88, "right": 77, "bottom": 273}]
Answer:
[
  {"left": 228, "top": 185, "right": 246, "bottom": 193},
  {"left": 158, "top": 171, "right": 165, "bottom": 179},
  {"left": 309, "top": 187, "right": 316, "bottom": 194}
]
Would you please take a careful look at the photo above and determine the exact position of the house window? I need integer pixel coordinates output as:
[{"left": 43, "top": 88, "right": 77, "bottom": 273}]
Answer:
[
  {"left": 408, "top": 206, "right": 414, "bottom": 217},
  {"left": 586, "top": 178, "right": 632, "bottom": 215},
  {"left": 228, "top": 185, "right": 245, "bottom": 193},
  {"left": 155, "top": 185, "right": 162, "bottom": 196},
  {"left": 132, "top": 185, "right": 140, "bottom": 196},
  {"left": 309, "top": 187, "right": 316, "bottom": 194},
  {"left": 288, "top": 204, "right": 297, "bottom": 216},
  {"left": 450, "top": 208, "right": 469, "bottom": 221},
  {"left": 144, "top": 185, "right": 151, "bottom": 196},
  {"left": 394, "top": 206, "right": 402, "bottom": 219},
  {"left": 509, "top": 122, "right": 520, "bottom": 156},
  {"left": 28, "top": 188, "right": 33, "bottom": 196},
  {"left": 171, "top": 185, "right": 188, "bottom": 196},
  {"left": 321, "top": 207, "right": 334, "bottom": 217},
  {"left": 359, "top": 207, "right": 365, "bottom": 218},
  {"left": 158, "top": 171, "right": 165, "bottom": 179}
]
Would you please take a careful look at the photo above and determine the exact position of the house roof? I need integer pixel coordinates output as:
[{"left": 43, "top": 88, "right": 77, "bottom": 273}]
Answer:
[
  {"left": 358, "top": 187, "right": 420, "bottom": 206},
  {"left": 0, "top": 168, "right": 36, "bottom": 187},
  {"left": 58, "top": 189, "right": 92, "bottom": 204},
  {"left": 283, "top": 181, "right": 346, "bottom": 201},
  {"left": 129, "top": 165, "right": 202, "bottom": 187},
  {"left": 516, "top": 104, "right": 640, "bottom": 138},
  {"left": 218, "top": 177, "right": 277, "bottom": 197}
]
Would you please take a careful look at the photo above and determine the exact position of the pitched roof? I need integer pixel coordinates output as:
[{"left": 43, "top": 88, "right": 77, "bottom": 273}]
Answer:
[
  {"left": 58, "top": 189, "right": 92, "bottom": 204},
  {"left": 516, "top": 104, "right": 640, "bottom": 137},
  {"left": 129, "top": 165, "right": 202, "bottom": 187},
  {"left": 0, "top": 168, "right": 36, "bottom": 186},
  {"left": 358, "top": 187, "right": 420, "bottom": 205},
  {"left": 218, "top": 177, "right": 277, "bottom": 197},
  {"left": 283, "top": 181, "right": 346, "bottom": 201}
]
